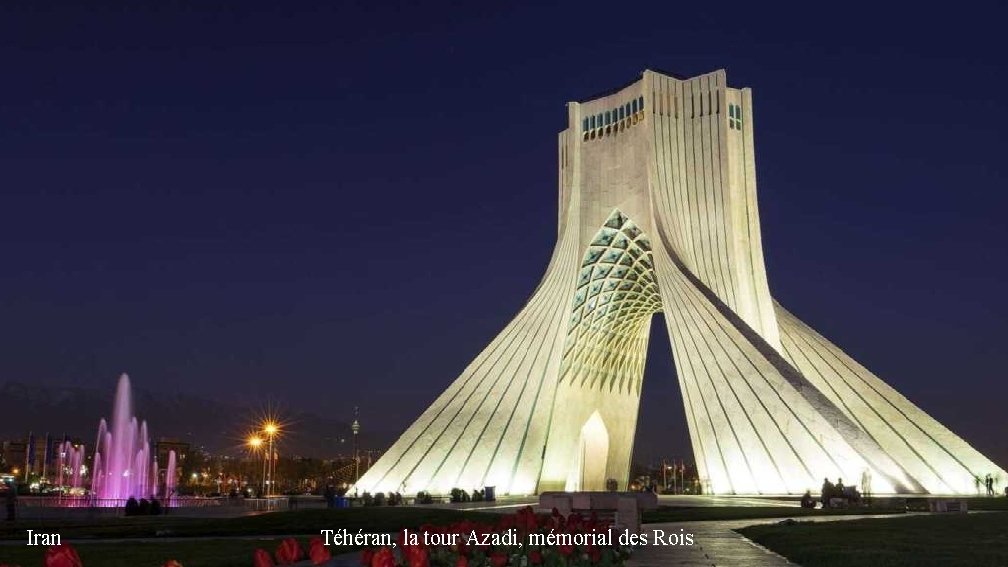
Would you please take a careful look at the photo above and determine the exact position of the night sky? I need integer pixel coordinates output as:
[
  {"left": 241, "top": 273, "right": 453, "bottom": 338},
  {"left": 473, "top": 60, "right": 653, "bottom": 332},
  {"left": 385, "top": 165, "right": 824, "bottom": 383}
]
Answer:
[{"left": 2, "top": 2, "right": 1006, "bottom": 466}]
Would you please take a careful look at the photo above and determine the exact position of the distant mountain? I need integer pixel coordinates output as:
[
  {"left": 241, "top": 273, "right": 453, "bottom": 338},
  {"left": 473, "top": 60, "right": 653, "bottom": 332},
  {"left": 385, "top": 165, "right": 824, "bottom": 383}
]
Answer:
[{"left": 0, "top": 381, "right": 383, "bottom": 458}]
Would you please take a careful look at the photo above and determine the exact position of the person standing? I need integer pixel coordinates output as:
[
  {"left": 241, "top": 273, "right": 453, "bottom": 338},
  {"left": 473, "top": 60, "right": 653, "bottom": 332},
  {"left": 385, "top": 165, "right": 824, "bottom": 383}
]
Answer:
[
  {"left": 820, "top": 478, "right": 833, "bottom": 508},
  {"left": 324, "top": 484, "right": 336, "bottom": 508},
  {"left": 4, "top": 482, "right": 16, "bottom": 522}
]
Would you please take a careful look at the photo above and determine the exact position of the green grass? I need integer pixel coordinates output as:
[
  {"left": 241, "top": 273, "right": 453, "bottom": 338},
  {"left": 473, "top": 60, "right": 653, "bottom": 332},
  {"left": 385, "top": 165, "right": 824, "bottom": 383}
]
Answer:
[
  {"left": 738, "top": 512, "right": 1008, "bottom": 567},
  {"left": 642, "top": 505, "right": 906, "bottom": 523},
  {"left": 642, "top": 496, "right": 1008, "bottom": 523},
  {"left": 0, "top": 537, "right": 311, "bottom": 567},
  {"left": 0, "top": 507, "right": 502, "bottom": 541},
  {"left": 933, "top": 497, "right": 1008, "bottom": 511}
]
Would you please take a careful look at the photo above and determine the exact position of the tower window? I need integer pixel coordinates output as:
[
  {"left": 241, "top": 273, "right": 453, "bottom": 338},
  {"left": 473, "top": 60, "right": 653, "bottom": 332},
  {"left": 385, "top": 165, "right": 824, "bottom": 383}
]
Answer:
[
  {"left": 729, "top": 104, "right": 742, "bottom": 129},
  {"left": 631, "top": 99, "right": 638, "bottom": 113},
  {"left": 605, "top": 111, "right": 611, "bottom": 125},
  {"left": 583, "top": 118, "right": 589, "bottom": 132},
  {"left": 729, "top": 104, "right": 741, "bottom": 129},
  {"left": 638, "top": 96, "right": 644, "bottom": 111},
  {"left": 619, "top": 106, "right": 625, "bottom": 120}
]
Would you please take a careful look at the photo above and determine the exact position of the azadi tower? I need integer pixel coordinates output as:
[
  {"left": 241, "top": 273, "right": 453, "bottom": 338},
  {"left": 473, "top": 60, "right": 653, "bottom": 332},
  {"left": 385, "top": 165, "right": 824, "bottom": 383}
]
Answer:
[{"left": 355, "top": 69, "right": 1004, "bottom": 495}]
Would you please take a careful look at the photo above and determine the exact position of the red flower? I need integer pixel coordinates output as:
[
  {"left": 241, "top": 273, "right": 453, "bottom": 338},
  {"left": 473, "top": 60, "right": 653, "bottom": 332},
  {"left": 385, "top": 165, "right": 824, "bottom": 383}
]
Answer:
[
  {"left": 557, "top": 544, "right": 574, "bottom": 557},
  {"left": 455, "top": 556, "right": 469, "bottom": 567},
  {"left": 497, "top": 514, "right": 516, "bottom": 531},
  {"left": 589, "top": 547, "right": 602, "bottom": 563},
  {"left": 360, "top": 548, "right": 375, "bottom": 567},
  {"left": 405, "top": 545, "right": 430, "bottom": 567},
  {"left": 275, "top": 538, "right": 304, "bottom": 565},
  {"left": 44, "top": 545, "right": 83, "bottom": 567},
  {"left": 489, "top": 552, "right": 509, "bottom": 567},
  {"left": 309, "top": 537, "right": 332, "bottom": 565},
  {"left": 163, "top": 562, "right": 184, "bottom": 567},
  {"left": 253, "top": 549, "right": 276, "bottom": 567},
  {"left": 371, "top": 547, "right": 396, "bottom": 567},
  {"left": 528, "top": 550, "right": 543, "bottom": 565},
  {"left": 521, "top": 507, "right": 541, "bottom": 532}
]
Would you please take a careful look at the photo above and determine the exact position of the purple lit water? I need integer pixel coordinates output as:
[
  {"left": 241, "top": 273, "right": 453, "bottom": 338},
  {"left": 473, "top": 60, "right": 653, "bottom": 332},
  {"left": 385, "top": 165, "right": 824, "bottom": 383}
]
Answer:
[
  {"left": 57, "top": 440, "right": 85, "bottom": 490},
  {"left": 90, "top": 374, "right": 175, "bottom": 501}
]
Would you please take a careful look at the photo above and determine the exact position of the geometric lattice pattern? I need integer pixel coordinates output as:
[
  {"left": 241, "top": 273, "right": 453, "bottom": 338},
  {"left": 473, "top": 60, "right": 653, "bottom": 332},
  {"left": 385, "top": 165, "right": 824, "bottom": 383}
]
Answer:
[{"left": 560, "top": 209, "right": 662, "bottom": 394}]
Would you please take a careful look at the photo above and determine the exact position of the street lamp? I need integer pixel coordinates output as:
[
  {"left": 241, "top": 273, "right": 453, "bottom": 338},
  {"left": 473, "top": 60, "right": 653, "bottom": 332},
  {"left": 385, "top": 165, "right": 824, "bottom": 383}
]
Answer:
[
  {"left": 263, "top": 421, "right": 279, "bottom": 496},
  {"left": 247, "top": 435, "right": 264, "bottom": 496}
]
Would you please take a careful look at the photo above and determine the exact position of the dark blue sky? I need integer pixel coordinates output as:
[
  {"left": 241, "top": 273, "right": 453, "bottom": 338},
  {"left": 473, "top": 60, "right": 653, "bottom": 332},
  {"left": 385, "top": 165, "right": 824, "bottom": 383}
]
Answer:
[{"left": 2, "top": 1, "right": 1006, "bottom": 466}]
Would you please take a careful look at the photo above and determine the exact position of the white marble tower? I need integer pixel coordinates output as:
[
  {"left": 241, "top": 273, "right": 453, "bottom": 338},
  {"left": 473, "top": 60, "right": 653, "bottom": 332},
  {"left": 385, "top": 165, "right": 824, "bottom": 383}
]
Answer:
[{"left": 353, "top": 69, "right": 1005, "bottom": 495}]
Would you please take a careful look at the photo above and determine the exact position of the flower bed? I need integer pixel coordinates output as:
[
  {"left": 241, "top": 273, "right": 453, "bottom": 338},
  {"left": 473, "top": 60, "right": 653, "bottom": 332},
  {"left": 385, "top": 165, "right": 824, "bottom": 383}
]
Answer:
[{"left": 359, "top": 506, "right": 631, "bottom": 567}]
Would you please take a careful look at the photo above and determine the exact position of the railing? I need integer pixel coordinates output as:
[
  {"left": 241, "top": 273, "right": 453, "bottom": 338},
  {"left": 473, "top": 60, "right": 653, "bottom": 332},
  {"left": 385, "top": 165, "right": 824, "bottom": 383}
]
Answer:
[
  {"left": 243, "top": 497, "right": 289, "bottom": 512},
  {"left": 18, "top": 496, "right": 226, "bottom": 509}
]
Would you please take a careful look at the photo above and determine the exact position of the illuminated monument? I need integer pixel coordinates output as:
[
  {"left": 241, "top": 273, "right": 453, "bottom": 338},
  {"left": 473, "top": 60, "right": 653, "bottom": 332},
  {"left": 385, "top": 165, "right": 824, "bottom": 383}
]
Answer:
[{"left": 355, "top": 69, "right": 1005, "bottom": 495}]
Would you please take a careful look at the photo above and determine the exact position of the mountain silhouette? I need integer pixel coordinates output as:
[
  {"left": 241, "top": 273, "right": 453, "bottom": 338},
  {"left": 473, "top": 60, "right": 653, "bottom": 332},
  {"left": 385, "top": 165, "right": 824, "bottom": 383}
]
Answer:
[{"left": 0, "top": 381, "right": 384, "bottom": 458}]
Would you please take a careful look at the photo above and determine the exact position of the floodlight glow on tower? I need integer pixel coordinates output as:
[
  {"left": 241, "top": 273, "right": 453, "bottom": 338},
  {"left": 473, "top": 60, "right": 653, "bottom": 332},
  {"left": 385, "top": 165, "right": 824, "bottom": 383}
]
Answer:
[{"left": 353, "top": 68, "right": 1006, "bottom": 496}]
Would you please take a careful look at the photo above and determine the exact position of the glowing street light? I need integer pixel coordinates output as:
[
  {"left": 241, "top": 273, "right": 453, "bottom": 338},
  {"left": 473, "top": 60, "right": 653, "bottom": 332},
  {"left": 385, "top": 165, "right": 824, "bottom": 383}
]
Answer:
[
  {"left": 248, "top": 431, "right": 268, "bottom": 494},
  {"left": 262, "top": 420, "right": 280, "bottom": 496}
]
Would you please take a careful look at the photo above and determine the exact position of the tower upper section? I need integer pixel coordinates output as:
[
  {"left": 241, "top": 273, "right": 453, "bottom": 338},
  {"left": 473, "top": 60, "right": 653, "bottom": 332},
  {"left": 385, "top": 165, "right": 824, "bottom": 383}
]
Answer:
[{"left": 557, "top": 68, "right": 779, "bottom": 349}]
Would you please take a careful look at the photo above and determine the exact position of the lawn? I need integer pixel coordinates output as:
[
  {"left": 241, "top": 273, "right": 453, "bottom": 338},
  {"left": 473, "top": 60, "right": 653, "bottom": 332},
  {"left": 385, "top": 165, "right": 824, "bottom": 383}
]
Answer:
[
  {"left": 738, "top": 511, "right": 1008, "bottom": 567},
  {"left": 0, "top": 537, "right": 312, "bottom": 567},
  {"left": 0, "top": 507, "right": 506, "bottom": 566},
  {"left": 0, "top": 506, "right": 502, "bottom": 541},
  {"left": 642, "top": 496, "right": 1008, "bottom": 523},
  {"left": 642, "top": 505, "right": 907, "bottom": 523}
]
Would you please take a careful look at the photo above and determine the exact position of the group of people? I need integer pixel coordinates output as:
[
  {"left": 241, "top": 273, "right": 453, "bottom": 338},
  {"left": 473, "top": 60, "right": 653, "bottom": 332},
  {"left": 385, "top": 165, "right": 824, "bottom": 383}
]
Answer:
[
  {"left": 124, "top": 496, "right": 164, "bottom": 516},
  {"left": 980, "top": 473, "right": 1000, "bottom": 496},
  {"left": 802, "top": 477, "right": 860, "bottom": 508}
]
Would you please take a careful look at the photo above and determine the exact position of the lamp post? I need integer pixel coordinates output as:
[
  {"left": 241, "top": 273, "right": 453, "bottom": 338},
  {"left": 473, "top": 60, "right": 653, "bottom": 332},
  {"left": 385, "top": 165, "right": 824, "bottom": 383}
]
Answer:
[
  {"left": 351, "top": 407, "right": 360, "bottom": 483},
  {"left": 263, "top": 422, "right": 279, "bottom": 496},
  {"left": 662, "top": 459, "right": 668, "bottom": 493},
  {"left": 247, "top": 435, "right": 264, "bottom": 497}
]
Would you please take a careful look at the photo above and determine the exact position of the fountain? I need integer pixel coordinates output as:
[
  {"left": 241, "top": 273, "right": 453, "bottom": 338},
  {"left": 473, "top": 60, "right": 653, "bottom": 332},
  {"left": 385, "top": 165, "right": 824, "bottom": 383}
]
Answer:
[
  {"left": 56, "top": 440, "right": 86, "bottom": 492},
  {"left": 90, "top": 374, "right": 176, "bottom": 503}
]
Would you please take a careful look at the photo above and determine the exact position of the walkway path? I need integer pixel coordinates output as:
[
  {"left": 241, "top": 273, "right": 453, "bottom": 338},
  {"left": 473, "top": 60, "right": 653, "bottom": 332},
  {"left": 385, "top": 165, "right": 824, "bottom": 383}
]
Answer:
[{"left": 629, "top": 513, "right": 918, "bottom": 566}]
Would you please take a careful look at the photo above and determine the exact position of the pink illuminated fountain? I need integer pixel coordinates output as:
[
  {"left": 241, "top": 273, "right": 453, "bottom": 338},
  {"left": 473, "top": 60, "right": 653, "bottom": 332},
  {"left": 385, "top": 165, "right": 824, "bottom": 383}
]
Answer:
[
  {"left": 90, "top": 374, "right": 175, "bottom": 502},
  {"left": 56, "top": 440, "right": 86, "bottom": 491}
]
